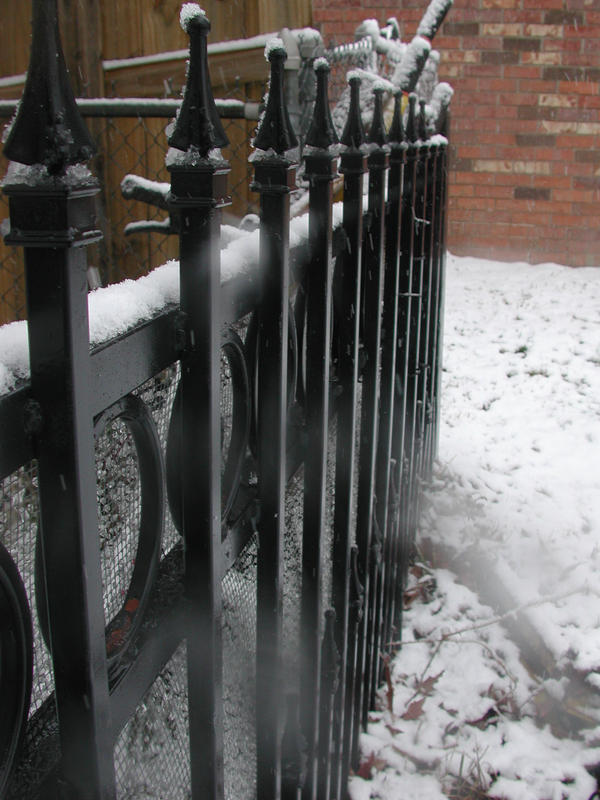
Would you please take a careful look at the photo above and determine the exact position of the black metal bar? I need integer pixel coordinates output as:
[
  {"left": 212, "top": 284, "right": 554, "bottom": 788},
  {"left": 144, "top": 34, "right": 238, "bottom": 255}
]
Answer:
[
  {"left": 316, "top": 610, "right": 339, "bottom": 800},
  {"left": 329, "top": 73, "right": 367, "bottom": 787},
  {"left": 251, "top": 40, "right": 298, "bottom": 800},
  {"left": 3, "top": 2, "right": 114, "bottom": 796},
  {"left": 357, "top": 86, "right": 393, "bottom": 726},
  {"left": 369, "top": 99, "right": 404, "bottom": 701},
  {"left": 380, "top": 92, "right": 407, "bottom": 669},
  {"left": 357, "top": 91, "right": 389, "bottom": 733},
  {"left": 388, "top": 95, "right": 419, "bottom": 642},
  {"left": 299, "top": 60, "right": 338, "bottom": 800},
  {"left": 167, "top": 11, "right": 229, "bottom": 797},
  {"left": 341, "top": 546, "right": 364, "bottom": 787}
]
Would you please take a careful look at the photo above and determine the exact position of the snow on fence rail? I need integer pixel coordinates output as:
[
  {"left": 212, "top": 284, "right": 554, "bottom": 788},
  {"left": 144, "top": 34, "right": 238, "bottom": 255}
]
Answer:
[{"left": 0, "top": 0, "right": 452, "bottom": 797}]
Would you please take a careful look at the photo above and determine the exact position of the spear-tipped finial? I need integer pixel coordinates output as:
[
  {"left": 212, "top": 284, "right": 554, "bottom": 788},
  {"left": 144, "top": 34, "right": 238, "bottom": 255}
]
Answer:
[
  {"left": 305, "top": 59, "right": 338, "bottom": 150},
  {"left": 418, "top": 99, "right": 429, "bottom": 142},
  {"left": 406, "top": 93, "right": 419, "bottom": 144},
  {"left": 3, "top": 0, "right": 96, "bottom": 174},
  {"left": 368, "top": 85, "right": 388, "bottom": 147},
  {"left": 253, "top": 39, "right": 298, "bottom": 155},
  {"left": 340, "top": 74, "right": 366, "bottom": 150},
  {"left": 168, "top": 5, "right": 228, "bottom": 156},
  {"left": 388, "top": 91, "right": 406, "bottom": 145}
]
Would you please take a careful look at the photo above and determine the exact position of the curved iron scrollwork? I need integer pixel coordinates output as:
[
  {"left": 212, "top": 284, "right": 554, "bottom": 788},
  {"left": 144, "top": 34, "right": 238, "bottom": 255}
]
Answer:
[
  {"left": 35, "top": 393, "right": 164, "bottom": 682},
  {"left": 166, "top": 328, "right": 251, "bottom": 532},
  {"left": 0, "top": 541, "right": 33, "bottom": 796}
]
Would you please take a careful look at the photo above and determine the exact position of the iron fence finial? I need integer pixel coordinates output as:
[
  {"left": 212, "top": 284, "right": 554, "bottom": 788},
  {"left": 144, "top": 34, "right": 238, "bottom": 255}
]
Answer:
[
  {"left": 418, "top": 99, "right": 429, "bottom": 142},
  {"left": 253, "top": 41, "right": 298, "bottom": 155},
  {"left": 305, "top": 60, "right": 338, "bottom": 150},
  {"left": 340, "top": 75, "right": 366, "bottom": 150},
  {"left": 368, "top": 86, "right": 388, "bottom": 147},
  {"left": 388, "top": 91, "right": 406, "bottom": 145},
  {"left": 406, "top": 93, "right": 419, "bottom": 144},
  {"left": 3, "top": 0, "right": 96, "bottom": 174},
  {"left": 168, "top": 5, "right": 229, "bottom": 156}
]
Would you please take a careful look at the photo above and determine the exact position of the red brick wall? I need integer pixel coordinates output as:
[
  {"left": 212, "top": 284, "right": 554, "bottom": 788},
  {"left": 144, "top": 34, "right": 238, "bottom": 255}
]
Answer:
[{"left": 312, "top": 0, "right": 600, "bottom": 267}]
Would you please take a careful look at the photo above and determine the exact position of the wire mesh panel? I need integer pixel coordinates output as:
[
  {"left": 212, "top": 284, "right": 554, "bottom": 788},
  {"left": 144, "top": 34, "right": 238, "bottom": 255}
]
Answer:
[
  {"left": 114, "top": 642, "right": 191, "bottom": 799},
  {"left": 222, "top": 536, "right": 258, "bottom": 800}
]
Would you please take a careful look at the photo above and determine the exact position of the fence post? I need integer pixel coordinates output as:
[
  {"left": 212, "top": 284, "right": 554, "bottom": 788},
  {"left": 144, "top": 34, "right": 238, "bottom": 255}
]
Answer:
[
  {"left": 299, "top": 58, "right": 338, "bottom": 800},
  {"left": 251, "top": 39, "right": 298, "bottom": 800},
  {"left": 2, "top": 1, "right": 114, "bottom": 797},
  {"left": 166, "top": 8, "right": 229, "bottom": 799}
]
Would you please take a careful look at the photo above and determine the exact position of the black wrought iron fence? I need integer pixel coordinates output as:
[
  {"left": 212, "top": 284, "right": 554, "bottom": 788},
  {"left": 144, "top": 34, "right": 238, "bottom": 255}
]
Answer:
[{"left": 0, "top": 0, "right": 452, "bottom": 798}]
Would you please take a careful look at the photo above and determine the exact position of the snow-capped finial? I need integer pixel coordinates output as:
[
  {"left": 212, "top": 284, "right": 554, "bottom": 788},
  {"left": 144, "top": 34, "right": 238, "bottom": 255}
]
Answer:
[
  {"left": 406, "top": 93, "right": 419, "bottom": 144},
  {"left": 179, "top": 3, "right": 206, "bottom": 32},
  {"left": 3, "top": 0, "right": 96, "bottom": 174},
  {"left": 168, "top": 6, "right": 228, "bottom": 156},
  {"left": 418, "top": 99, "right": 428, "bottom": 142},
  {"left": 305, "top": 59, "right": 338, "bottom": 150},
  {"left": 388, "top": 91, "right": 405, "bottom": 145},
  {"left": 340, "top": 74, "right": 366, "bottom": 150},
  {"left": 253, "top": 41, "right": 298, "bottom": 154},
  {"left": 368, "top": 86, "right": 388, "bottom": 147}
]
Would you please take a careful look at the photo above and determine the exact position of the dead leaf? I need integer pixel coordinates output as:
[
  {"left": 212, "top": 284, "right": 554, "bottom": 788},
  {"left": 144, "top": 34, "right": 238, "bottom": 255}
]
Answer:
[
  {"left": 401, "top": 697, "right": 426, "bottom": 720},
  {"left": 356, "top": 751, "right": 387, "bottom": 779},
  {"left": 382, "top": 655, "right": 394, "bottom": 714},
  {"left": 417, "top": 670, "right": 444, "bottom": 696}
]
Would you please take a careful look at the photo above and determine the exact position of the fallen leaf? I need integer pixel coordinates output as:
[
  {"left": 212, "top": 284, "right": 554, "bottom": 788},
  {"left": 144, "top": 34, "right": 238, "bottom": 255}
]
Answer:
[
  {"left": 356, "top": 751, "right": 387, "bottom": 779},
  {"left": 401, "top": 697, "right": 426, "bottom": 720},
  {"left": 418, "top": 670, "right": 444, "bottom": 695}
]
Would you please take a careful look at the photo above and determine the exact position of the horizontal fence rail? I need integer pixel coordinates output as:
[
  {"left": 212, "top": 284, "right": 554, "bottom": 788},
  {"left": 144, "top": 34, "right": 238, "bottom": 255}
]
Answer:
[{"left": 0, "top": 0, "right": 452, "bottom": 797}]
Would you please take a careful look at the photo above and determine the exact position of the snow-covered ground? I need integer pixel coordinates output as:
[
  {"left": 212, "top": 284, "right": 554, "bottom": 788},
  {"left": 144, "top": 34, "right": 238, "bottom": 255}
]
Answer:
[{"left": 350, "top": 254, "right": 600, "bottom": 799}]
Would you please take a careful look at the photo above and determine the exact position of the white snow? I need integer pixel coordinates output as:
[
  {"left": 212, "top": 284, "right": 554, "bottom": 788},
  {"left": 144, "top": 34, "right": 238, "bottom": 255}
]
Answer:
[
  {"left": 179, "top": 3, "right": 205, "bottom": 32},
  {"left": 353, "top": 253, "right": 600, "bottom": 799},
  {"left": 264, "top": 37, "right": 286, "bottom": 60},
  {"left": 2, "top": 161, "right": 96, "bottom": 188},
  {"left": 417, "top": 0, "right": 454, "bottom": 39}
]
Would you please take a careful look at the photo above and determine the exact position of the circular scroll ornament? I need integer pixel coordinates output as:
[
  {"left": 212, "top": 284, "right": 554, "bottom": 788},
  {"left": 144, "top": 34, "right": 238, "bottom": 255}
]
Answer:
[{"left": 0, "top": 541, "right": 33, "bottom": 795}]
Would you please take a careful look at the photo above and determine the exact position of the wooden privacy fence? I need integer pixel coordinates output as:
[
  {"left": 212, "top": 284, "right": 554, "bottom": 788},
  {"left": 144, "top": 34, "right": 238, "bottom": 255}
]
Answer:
[{"left": 0, "top": 1, "right": 451, "bottom": 798}]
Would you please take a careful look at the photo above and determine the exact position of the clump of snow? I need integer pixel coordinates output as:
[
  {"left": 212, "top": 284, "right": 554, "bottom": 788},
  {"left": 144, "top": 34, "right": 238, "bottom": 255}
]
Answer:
[
  {"left": 313, "top": 56, "right": 330, "bottom": 71},
  {"left": 372, "top": 78, "right": 394, "bottom": 94},
  {"left": 392, "top": 36, "right": 432, "bottom": 93},
  {"left": 264, "top": 37, "right": 286, "bottom": 60},
  {"left": 346, "top": 69, "right": 364, "bottom": 83},
  {"left": 179, "top": 3, "right": 206, "bottom": 33},
  {"left": 2, "top": 161, "right": 96, "bottom": 189},
  {"left": 417, "top": 0, "right": 453, "bottom": 39},
  {"left": 0, "top": 320, "right": 29, "bottom": 395},
  {"left": 165, "top": 146, "right": 225, "bottom": 167},
  {"left": 354, "top": 19, "right": 381, "bottom": 44}
]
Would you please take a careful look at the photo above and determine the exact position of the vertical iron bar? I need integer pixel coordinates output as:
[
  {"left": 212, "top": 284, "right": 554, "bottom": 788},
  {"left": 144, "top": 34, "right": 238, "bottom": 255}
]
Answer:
[
  {"left": 359, "top": 85, "right": 391, "bottom": 722},
  {"left": 424, "top": 146, "right": 441, "bottom": 478},
  {"left": 340, "top": 547, "right": 364, "bottom": 786},
  {"left": 299, "top": 61, "right": 338, "bottom": 800},
  {"left": 370, "top": 130, "right": 404, "bottom": 698},
  {"left": 356, "top": 145, "right": 388, "bottom": 739},
  {"left": 167, "top": 12, "right": 230, "bottom": 798},
  {"left": 252, "top": 41, "right": 298, "bottom": 800},
  {"left": 3, "top": 0, "right": 113, "bottom": 795},
  {"left": 403, "top": 97, "right": 429, "bottom": 567},
  {"left": 316, "top": 610, "right": 339, "bottom": 800},
  {"left": 330, "top": 74, "right": 368, "bottom": 787},
  {"left": 388, "top": 95, "right": 419, "bottom": 641},
  {"left": 415, "top": 140, "right": 436, "bottom": 490}
]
